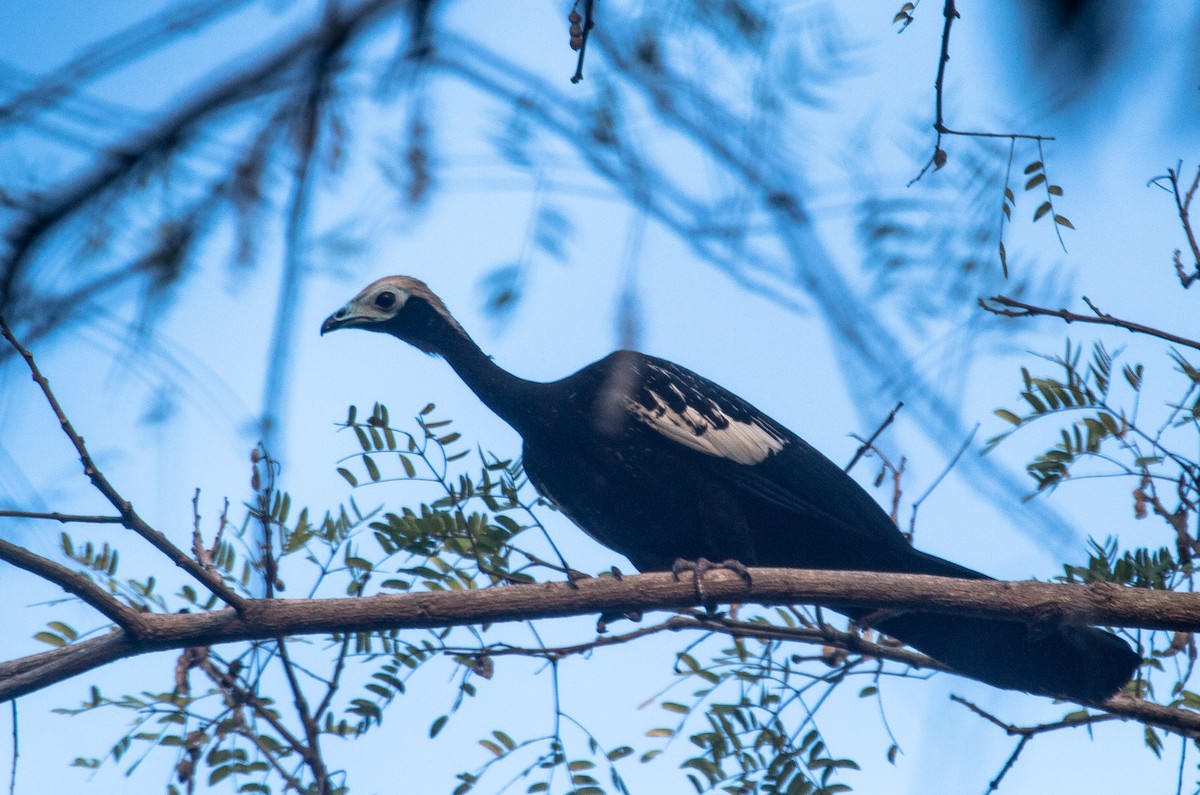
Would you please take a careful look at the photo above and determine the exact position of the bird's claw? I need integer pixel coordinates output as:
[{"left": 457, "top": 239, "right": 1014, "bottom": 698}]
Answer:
[
  {"left": 672, "top": 557, "right": 752, "bottom": 605},
  {"left": 565, "top": 568, "right": 591, "bottom": 589},
  {"left": 597, "top": 609, "right": 642, "bottom": 633}
]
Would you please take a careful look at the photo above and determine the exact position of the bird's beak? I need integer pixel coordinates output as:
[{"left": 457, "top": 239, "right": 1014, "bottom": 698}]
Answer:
[{"left": 320, "top": 305, "right": 354, "bottom": 335}]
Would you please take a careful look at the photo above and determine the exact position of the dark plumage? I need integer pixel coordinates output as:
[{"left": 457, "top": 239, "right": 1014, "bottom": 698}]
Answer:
[{"left": 321, "top": 276, "right": 1140, "bottom": 702}]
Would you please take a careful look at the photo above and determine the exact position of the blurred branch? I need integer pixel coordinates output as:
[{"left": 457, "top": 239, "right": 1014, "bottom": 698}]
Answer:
[
  {"left": 0, "top": 316, "right": 247, "bottom": 610},
  {"left": 260, "top": 0, "right": 353, "bottom": 453},
  {"left": 440, "top": 25, "right": 1081, "bottom": 553},
  {"left": 980, "top": 295, "right": 1200, "bottom": 352},
  {"left": 0, "top": 0, "right": 253, "bottom": 127},
  {"left": 0, "top": 0, "right": 403, "bottom": 310}
]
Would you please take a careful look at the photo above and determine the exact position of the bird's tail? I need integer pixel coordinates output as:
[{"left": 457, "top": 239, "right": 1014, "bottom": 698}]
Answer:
[
  {"left": 869, "top": 610, "right": 1139, "bottom": 702},
  {"left": 860, "top": 550, "right": 1140, "bottom": 702}
]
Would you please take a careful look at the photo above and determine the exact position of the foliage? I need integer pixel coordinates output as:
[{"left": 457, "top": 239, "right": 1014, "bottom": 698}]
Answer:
[{"left": 28, "top": 404, "right": 932, "bottom": 795}]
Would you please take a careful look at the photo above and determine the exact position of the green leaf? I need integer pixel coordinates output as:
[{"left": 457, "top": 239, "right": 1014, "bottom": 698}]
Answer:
[
  {"left": 1048, "top": 184, "right": 1064, "bottom": 196},
  {"left": 337, "top": 467, "right": 358, "bottom": 487},
  {"left": 363, "top": 455, "right": 381, "bottom": 482},
  {"left": 1033, "top": 201, "right": 1052, "bottom": 222},
  {"left": 994, "top": 408, "right": 1022, "bottom": 426},
  {"left": 1023, "top": 160, "right": 1043, "bottom": 174},
  {"left": 430, "top": 715, "right": 449, "bottom": 738},
  {"left": 1054, "top": 214, "right": 1075, "bottom": 229},
  {"left": 1024, "top": 173, "right": 1046, "bottom": 190},
  {"left": 34, "top": 632, "right": 65, "bottom": 647}
]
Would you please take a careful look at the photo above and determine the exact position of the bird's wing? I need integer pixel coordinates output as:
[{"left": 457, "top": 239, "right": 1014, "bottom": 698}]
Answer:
[
  {"left": 620, "top": 355, "right": 789, "bottom": 466},
  {"left": 615, "top": 354, "right": 915, "bottom": 552}
]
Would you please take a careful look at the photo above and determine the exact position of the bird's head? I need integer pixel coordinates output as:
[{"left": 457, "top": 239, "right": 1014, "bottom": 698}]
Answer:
[{"left": 320, "top": 275, "right": 466, "bottom": 355}]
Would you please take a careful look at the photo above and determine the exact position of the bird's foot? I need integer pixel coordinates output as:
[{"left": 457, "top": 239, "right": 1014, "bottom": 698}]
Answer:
[
  {"left": 672, "top": 557, "right": 752, "bottom": 605},
  {"left": 565, "top": 568, "right": 592, "bottom": 589},
  {"left": 597, "top": 609, "right": 642, "bottom": 633}
]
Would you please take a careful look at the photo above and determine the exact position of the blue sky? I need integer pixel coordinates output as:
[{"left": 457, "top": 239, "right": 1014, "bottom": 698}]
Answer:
[{"left": 2, "top": 1, "right": 1199, "bottom": 792}]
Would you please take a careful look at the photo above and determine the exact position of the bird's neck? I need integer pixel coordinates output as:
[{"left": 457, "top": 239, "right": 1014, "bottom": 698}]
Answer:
[{"left": 411, "top": 304, "right": 541, "bottom": 433}]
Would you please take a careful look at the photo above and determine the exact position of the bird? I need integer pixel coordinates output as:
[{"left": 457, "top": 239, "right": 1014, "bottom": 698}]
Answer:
[{"left": 321, "top": 275, "right": 1140, "bottom": 702}]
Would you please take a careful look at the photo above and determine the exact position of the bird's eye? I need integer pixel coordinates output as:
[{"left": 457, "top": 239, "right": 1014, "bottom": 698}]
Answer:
[{"left": 374, "top": 291, "right": 397, "bottom": 310}]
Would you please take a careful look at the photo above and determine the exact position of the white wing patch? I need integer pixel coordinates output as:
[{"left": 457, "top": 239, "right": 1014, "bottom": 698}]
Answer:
[{"left": 628, "top": 389, "right": 787, "bottom": 466}]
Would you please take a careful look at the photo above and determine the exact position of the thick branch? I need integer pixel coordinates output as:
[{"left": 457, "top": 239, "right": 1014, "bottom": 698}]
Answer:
[
  {"left": 1, "top": 568, "right": 1195, "bottom": 705},
  {"left": 980, "top": 295, "right": 1200, "bottom": 353}
]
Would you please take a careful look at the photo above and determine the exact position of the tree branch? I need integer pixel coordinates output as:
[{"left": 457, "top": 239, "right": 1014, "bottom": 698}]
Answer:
[
  {"left": 979, "top": 295, "right": 1200, "bottom": 353},
  {"left": 0, "top": 316, "right": 248, "bottom": 610},
  {"left": 0, "top": 0, "right": 402, "bottom": 310},
  {"left": 0, "top": 568, "right": 1193, "bottom": 705},
  {"left": 1166, "top": 164, "right": 1200, "bottom": 287},
  {"left": 0, "top": 510, "right": 123, "bottom": 524},
  {"left": 0, "top": 538, "right": 145, "bottom": 632},
  {"left": 909, "top": 0, "right": 1054, "bottom": 185}
]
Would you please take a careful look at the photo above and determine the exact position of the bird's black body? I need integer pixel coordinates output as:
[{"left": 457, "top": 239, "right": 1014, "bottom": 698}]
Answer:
[{"left": 322, "top": 277, "right": 1140, "bottom": 702}]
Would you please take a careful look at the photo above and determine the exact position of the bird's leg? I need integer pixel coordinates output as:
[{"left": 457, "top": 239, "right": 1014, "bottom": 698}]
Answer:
[
  {"left": 594, "top": 566, "right": 637, "bottom": 630},
  {"left": 672, "top": 557, "right": 752, "bottom": 610}
]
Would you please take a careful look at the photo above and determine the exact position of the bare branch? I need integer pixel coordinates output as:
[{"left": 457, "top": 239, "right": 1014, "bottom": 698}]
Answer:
[
  {"left": 0, "top": 316, "right": 247, "bottom": 610},
  {"left": 980, "top": 295, "right": 1200, "bottom": 353},
  {"left": 0, "top": 510, "right": 123, "bottom": 524},
  {"left": 0, "top": 568, "right": 1194, "bottom": 704},
  {"left": 1166, "top": 164, "right": 1200, "bottom": 287},
  {"left": 568, "top": 0, "right": 596, "bottom": 84},
  {"left": 845, "top": 402, "right": 903, "bottom": 473},
  {"left": 909, "top": 0, "right": 1054, "bottom": 185}
]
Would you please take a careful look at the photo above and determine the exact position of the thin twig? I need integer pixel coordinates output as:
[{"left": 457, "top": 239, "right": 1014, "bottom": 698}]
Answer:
[
  {"left": 0, "top": 316, "right": 247, "bottom": 610},
  {"left": 1165, "top": 164, "right": 1200, "bottom": 287},
  {"left": 909, "top": 0, "right": 1053, "bottom": 186},
  {"left": 313, "top": 635, "right": 351, "bottom": 721},
  {"left": 277, "top": 638, "right": 330, "bottom": 793},
  {"left": 0, "top": 510, "right": 123, "bottom": 524},
  {"left": 950, "top": 693, "right": 1121, "bottom": 791},
  {"left": 193, "top": 653, "right": 311, "bottom": 793},
  {"left": 980, "top": 295, "right": 1200, "bottom": 353},
  {"left": 8, "top": 701, "right": 16, "bottom": 795},
  {"left": 845, "top": 402, "right": 903, "bottom": 472},
  {"left": 569, "top": 0, "right": 596, "bottom": 84},
  {"left": 908, "top": 423, "right": 978, "bottom": 538}
]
